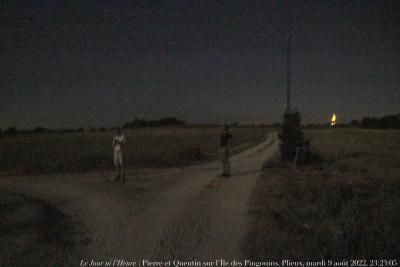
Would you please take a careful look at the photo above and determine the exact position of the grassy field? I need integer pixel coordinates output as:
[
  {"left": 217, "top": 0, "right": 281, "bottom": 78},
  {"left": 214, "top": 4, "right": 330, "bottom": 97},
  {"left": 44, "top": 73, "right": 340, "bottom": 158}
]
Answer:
[
  {"left": 245, "top": 129, "right": 400, "bottom": 260},
  {"left": 0, "top": 127, "right": 268, "bottom": 176}
]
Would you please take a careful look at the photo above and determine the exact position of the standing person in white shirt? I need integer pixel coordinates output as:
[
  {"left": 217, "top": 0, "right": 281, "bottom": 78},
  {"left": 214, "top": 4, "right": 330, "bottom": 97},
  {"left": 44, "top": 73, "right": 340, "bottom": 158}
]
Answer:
[{"left": 113, "top": 127, "right": 126, "bottom": 183}]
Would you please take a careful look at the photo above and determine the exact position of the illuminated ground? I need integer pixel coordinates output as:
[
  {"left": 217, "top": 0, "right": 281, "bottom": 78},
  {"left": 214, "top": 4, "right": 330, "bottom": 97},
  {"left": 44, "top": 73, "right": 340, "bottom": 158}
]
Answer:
[{"left": 0, "top": 133, "right": 278, "bottom": 265}]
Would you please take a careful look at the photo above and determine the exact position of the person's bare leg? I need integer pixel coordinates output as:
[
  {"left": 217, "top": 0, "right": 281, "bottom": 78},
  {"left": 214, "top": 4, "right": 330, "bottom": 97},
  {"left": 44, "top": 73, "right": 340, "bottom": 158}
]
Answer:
[
  {"left": 226, "top": 148, "right": 230, "bottom": 176},
  {"left": 221, "top": 149, "right": 226, "bottom": 176},
  {"left": 115, "top": 165, "right": 121, "bottom": 181},
  {"left": 223, "top": 148, "right": 230, "bottom": 177},
  {"left": 226, "top": 157, "right": 230, "bottom": 177},
  {"left": 121, "top": 164, "right": 126, "bottom": 183}
]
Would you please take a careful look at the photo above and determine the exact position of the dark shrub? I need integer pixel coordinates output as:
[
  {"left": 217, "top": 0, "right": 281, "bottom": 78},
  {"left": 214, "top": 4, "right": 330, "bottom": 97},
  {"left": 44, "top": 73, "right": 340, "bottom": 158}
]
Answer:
[
  {"left": 34, "top": 127, "right": 48, "bottom": 133},
  {"left": 4, "top": 127, "right": 18, "bottom": 136},
  {"left": 278, "top": 111, "right": 304, "bottom": 161}
]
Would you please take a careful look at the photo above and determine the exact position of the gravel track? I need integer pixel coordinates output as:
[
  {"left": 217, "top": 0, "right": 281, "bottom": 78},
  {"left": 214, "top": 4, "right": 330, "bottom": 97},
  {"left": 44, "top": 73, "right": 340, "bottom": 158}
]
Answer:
[{"left": 0, "top": 133, "right": 278, "bottom": 264}]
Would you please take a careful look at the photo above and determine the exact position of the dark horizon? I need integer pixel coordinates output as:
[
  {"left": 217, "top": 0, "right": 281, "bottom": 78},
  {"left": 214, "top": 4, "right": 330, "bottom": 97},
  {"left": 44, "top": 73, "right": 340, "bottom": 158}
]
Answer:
[{"left": 1, "top": 0, "right": 399, "bottom": 129}]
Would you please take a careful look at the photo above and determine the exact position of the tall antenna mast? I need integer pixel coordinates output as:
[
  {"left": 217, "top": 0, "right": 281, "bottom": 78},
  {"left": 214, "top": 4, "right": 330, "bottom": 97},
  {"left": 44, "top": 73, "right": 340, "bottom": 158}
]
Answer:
[{"left": 286, "top": 34, "right": 292, "bottom": 112}]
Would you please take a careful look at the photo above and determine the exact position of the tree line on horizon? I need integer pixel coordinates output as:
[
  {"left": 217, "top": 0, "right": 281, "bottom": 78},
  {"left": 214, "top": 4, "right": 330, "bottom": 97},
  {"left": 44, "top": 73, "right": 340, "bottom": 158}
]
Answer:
[
  {"left": 2, "top": 113, "right": 399, "bottom": 137},
  {"left": 0, "top": 126, "right": 86, "bottom": 136},
  {"left": 305, "top": 113, "right": 400, "bottom": 129},
  {"left": 351, "top": 113, "right": 400, "bottom": 129},
  {"left": 0, "top": 117, "right": 186, "bottom": 136},
  {"left": 123, "top": 117, "right": 185, "bottom": 128}
]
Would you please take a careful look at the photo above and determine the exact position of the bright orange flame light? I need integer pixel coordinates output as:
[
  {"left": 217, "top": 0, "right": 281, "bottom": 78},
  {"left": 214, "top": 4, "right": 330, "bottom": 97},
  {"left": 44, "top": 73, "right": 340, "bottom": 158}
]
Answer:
[{"left": 331, "top": 113, "right": 336, "bottom": 126}]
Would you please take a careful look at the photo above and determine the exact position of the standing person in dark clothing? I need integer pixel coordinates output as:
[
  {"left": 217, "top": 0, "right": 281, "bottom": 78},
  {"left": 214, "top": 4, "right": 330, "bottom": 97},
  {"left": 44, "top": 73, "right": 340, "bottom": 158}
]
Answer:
[{"left": 220, "top": 125, "right": 232, "bottom": 177}]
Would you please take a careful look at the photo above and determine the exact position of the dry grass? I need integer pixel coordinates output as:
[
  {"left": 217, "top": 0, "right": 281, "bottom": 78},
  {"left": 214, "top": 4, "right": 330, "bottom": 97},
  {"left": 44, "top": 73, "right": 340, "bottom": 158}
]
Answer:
[
  {"left": 0, "top": 190, "right": 89, "bottom": 266},
  {"left": 0, "top": 127, "right": 268, "bottom": 176},
  {"left": 245, "top": 129, "right": 400, "bottom": 260}
]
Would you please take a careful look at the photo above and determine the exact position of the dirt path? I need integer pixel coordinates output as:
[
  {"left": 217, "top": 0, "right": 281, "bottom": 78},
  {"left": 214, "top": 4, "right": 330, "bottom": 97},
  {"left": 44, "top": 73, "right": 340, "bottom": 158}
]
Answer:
[{"left": 0, "top": 133, "right": 278, "bottom": 264}]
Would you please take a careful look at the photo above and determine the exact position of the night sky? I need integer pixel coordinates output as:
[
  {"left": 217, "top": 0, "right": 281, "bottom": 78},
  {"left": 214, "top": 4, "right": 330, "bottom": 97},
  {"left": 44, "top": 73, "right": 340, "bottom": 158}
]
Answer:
[{"left": 1, "top": 0, "right": 399, "bottom": 129}]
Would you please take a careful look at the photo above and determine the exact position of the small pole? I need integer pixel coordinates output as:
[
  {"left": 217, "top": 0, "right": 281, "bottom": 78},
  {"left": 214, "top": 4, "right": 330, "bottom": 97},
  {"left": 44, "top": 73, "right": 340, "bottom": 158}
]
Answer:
[{"left": 286, "top": 34, "right": 292, "bottom": 113}]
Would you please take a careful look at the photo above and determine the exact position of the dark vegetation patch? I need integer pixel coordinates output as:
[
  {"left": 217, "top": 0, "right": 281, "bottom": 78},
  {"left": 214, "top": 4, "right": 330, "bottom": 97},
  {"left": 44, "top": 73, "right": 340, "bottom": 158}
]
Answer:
[
  {"left": 177, "top": 147, "right": 207, "bottom": 163},
  {"left": 0, "top": 127, "right": 268, "bottom": 176},
  {"left": 245, "top": 129, "right": 400, "bottom": 260},
  {"left": 0, "top": 190, "right": 90, "bottom": 266}
]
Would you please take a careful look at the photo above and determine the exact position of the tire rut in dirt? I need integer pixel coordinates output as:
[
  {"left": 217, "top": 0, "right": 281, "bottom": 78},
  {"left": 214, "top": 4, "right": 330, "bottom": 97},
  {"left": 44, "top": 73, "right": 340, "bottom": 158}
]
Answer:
[{"left": 154, "top": 178, "right": 222, "bottom": 260}]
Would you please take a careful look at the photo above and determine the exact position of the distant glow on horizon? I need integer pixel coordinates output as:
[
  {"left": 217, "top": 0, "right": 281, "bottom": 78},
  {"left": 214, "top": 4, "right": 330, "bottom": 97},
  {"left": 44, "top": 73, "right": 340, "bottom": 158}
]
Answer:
[{"left": 331, "top": 113, "right": 337, "bottom": 126}]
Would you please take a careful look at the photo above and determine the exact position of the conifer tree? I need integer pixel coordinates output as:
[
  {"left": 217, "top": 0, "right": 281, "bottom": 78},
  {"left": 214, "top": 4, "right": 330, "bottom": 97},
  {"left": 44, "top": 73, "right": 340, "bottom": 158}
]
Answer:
[{"left": 278, "top": 111, "right": 304, "bottom": 161}]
